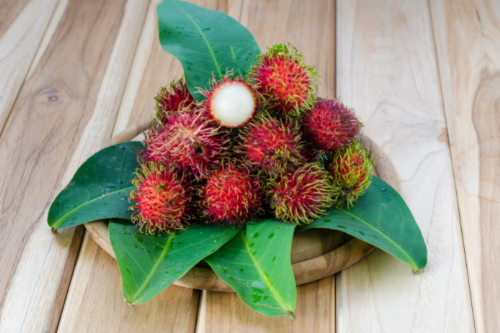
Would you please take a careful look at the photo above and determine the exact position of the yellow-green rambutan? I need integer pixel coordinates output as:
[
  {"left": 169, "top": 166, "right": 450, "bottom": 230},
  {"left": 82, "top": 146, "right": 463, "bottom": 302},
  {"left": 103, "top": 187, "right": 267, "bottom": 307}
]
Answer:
[{"left": 329, "top": 141, "right": 375, "bottom": 208}]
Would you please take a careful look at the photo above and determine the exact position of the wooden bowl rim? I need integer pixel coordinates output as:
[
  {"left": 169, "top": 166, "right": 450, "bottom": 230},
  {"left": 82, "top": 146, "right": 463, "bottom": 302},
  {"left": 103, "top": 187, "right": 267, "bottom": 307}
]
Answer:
[{"left": 85, "top": 120, "right": 401, "bottom": 292}]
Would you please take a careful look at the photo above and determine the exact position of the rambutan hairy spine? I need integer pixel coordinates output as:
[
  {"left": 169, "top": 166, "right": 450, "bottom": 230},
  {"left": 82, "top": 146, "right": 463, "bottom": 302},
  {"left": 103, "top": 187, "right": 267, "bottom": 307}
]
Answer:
[
  {"left": 303, "top": 98, "right": 363, "bottom": 151},
  {"left": 129, "top": 162, "right": 192, "bottom": 234},
  {"left": 329, "top": 141, "right": 375, "bottom": 208},
  {"left": 155, "top": 77, "right": 195, "bottom": 123},
  {"left": 249, "top": 43, "right": 319, "bottom": 118},
  {"left": 199, "top": 163, "right": 264, "bottom": 226},
  {"left": 267, "top": 163, "right": 334, "bottom": 225},
  {"left": 142, "top": 109, "right": 229, "bottom": 179},
  {"left": 236, "top": 112, "right": 306, "bottom": 176}
]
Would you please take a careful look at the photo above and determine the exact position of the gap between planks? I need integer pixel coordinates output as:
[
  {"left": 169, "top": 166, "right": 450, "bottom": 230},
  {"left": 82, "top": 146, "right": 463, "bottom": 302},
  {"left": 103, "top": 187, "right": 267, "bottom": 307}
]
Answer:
[
  {"left": 428, "top": 0, "right": 500, "bottom": 331},
  {"left": 335, "top": 0, "right": 474, "bottom": 332},
  {"left": 0, "top": 0, "right": 149, "bottom": 332}
]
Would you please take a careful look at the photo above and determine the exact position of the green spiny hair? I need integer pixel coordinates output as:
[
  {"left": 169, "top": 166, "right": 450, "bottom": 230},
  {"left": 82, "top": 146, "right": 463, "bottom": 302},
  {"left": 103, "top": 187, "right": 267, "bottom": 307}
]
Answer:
[
  {"left": 236, "top": 111, "right": 306, "bottom": 176},
  {"left": 267, "top": 162, "right": 334, "bottom": 225},
  {"left": 329, "top": 141, "right": 375, "bottom": 208}
]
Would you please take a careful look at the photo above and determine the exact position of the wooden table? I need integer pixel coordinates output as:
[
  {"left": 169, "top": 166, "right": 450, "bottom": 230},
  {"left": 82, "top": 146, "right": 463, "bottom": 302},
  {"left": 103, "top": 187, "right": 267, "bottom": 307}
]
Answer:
[{"left": 0, "top": 0, "right": 498, "bottom": 331}]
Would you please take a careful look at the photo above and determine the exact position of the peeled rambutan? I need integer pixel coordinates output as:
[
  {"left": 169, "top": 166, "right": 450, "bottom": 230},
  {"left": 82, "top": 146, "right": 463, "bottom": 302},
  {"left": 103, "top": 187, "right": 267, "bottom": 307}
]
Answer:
[
  {"left": 199, "top": 164, "right": 263, "bottom": 225},
  {"left": 303, "top": 98, "right": 363, "bottom": 151},
  {"left": 329, "top": 141, "right": 375, "bottom": 208},
  {"left": 142, "top": 110, "right": 228, "bottom": 179},
  {"left": 267, "top": 163, "right": 334, "bottom": 225},
  {"left": 199, "top": 73, "right": 258, "bottom": 128},
  {"left": 249, "top": 44, "right": 318, "bottom": 118},
  {"left": 129, "top": 162, "right": 192, "bottom": 234},
  {"left": 155, "top": 78, "right": 195, "bottom": 123},
  {"left": 236, "top": 113, "right": 305, "bottom": 175}
]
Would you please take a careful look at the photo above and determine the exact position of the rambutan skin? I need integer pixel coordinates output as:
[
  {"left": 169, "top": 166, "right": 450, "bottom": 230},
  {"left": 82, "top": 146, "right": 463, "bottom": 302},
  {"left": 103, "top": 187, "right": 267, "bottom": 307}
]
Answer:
[
  {"left": 155, "top": 78, "right": 195, "bottom": 123},
  {"left": 249, "top": 44, "right": 318, "bottom": 118},
  {"left": 199, "top": 73, "right": 258, "bottom": 128},
  {"left": 236, "top": 112, "right": 306, "bottom": 175},
  {"left": 267, "top": 163, "right": 334, "bottom": 225},
  {"left": 303, "top": 98, "right": 363, "bottom": 152},
  {"left": 328, "top": 141, "right": 375, "bottom": 208},
  {"left": 199, "top": 164, "right": 263, "bottom": 225},
  {"left": 142, "top": 110, "right": 229, "bottom": 179},
  {"left": 129, "top": 162, "right": 192, "bottom": 234}
]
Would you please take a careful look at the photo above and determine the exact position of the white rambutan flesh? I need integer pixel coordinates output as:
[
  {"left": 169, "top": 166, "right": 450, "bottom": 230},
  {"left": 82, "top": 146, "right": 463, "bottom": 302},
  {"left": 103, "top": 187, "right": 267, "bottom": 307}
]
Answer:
[{"left": 210, "top": 82, "right": 255, "bottom": 128}]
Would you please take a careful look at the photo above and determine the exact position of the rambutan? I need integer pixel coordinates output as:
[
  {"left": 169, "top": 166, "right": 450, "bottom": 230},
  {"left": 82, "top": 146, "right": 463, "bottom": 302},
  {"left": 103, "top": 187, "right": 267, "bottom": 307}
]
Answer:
[
  {"left": 236, "top": 113, "right": 305, "bottom": 175},
  {"left": 155, "top": 78, "right": 195, "bottom": 123},
  {"left": 249, "top": 44, "right": 318, "bottom": 118},
  {"left": 267, "top": 163, "right": 334, "bottom": 225},
  {"left": 303, "top": 98, "right": 363, "bottom": 151},
  {"left": 129, "top": 162, "right": 192, "bottom": 234},
  {"left": 329, "top": 142, "right": 374, "bottom": 208},
  {"left": 199, "top": 73, "right": 258, "bottom": 128},
  {"left": 142, "top": 110, "right": 228, "bottom": 179},
  {"left": 199, "top": 164, "right": 263, "bottom": 225}
]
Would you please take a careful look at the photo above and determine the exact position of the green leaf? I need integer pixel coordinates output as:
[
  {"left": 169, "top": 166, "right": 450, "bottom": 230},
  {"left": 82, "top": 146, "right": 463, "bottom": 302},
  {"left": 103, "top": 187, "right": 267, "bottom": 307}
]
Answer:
[
  {"left": 157, "top": 0, "right": 261, "bottom": 101},
  {"left": 300, "top": 176, "right": 427, "bottom": 271},
  {"left": 48, "top": 143, "right": 144, "bottom": 230},
  {"left": 110, "top": 220, "right": 241, "bottom": 305},
  {"left": 205, "top": 220, "right": 297, "bottom": 318}
]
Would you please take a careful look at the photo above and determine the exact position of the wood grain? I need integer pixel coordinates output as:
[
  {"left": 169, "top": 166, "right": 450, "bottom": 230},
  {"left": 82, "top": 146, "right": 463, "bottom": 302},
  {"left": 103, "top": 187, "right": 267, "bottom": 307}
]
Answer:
[
  {"left": 57, "top": 233, "right": 200, "bottom": 333},
  {"left": 60, "top": 1, "right": 243, "bottom": 333},
  {"left": 0, "top": 0, "right": 60, "bottom": 132},
  {"left": 0, "top": 0, "right": 149, "bottom": 332},
  {"left": 197, "top": 276, "right": 335, "bottom": 333},
  {"left": 335, "top": 0, "right": 475, "bottom": 332},
  {"left": 200, "top": 0, "right": 336, "bottom": 330},
  {"left": 429, "top": 0, "right": 500, "bottom": 331}
]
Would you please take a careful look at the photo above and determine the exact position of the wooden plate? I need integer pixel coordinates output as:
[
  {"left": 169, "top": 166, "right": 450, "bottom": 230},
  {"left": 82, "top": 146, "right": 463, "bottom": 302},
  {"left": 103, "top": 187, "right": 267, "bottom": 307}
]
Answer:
[{"left": 85, "top": 119, "right": 401, "bottom": 292}]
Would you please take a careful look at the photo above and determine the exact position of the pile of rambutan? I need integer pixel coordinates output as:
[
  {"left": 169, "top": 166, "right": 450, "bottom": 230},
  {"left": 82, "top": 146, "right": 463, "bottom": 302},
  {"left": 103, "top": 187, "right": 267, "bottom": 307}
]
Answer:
[{"left": 130, "top": 44, "right": 375, "bottom": 234}]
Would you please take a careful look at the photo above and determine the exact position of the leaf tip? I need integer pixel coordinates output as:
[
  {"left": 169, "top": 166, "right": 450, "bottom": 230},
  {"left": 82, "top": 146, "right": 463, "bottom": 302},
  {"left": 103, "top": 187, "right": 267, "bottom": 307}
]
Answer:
[
  {"left": 412, "top": 267, "right": 425, "bottom": 275},
  {"left": 51, "top": 227, "right": 57, "bottom": 234},
  {"left": 288, "top": 311, "right": 296, "bottom": 320}
]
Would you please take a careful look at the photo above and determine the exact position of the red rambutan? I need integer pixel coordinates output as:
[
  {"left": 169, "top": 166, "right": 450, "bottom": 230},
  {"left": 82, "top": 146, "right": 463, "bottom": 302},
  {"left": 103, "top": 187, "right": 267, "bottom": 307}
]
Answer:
[
  {"left": 236, "top": 113, "right": 305, "bottom": 175},
  {"left": 329, "top": 141, "right": 374, "bottom": 208},
  {"left": 267, "top": 163, "right": 334, "bottom": 225},
  {"left": 303, "top": 98, "right": 363, "bottom": 151},
  {"left": 142, "top": 110, "right": 228, "bottom": 179},
  {"left": 249, "top": 44, "right": 318, "bottom": 118},
  {"left": 199, "top": 164, "right": 263, "bottom": 225},
  {"left": 129, "top": 162, "right": 192, "bottom": 234},
  {"left": 155, "top": 78, "right": 195, "bottom": 123},
  {"left": 199, "top": 73, "right": 258, "bottom": 128}
]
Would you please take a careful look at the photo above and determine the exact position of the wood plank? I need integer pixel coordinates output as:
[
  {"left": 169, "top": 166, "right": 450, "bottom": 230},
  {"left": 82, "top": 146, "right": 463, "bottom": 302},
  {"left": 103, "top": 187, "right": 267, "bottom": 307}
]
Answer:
[
  {"left": 199, "top": 0, "right": 336, "bottom": 331},
  {"left": 57, "top": 234, "right": 200, "bottom": 333},
  {"left": 0, "top": 0, "right": 149, "bottom": 331},
  {"left": 0, "top": 0, "right": 60, "bottom": 132},
  {"left": 197, "top": 276, "right": 334, "bottom": 333},
  {"left": 335, "top": 0, "right": 475, "bottom": 332},
  {"left": 429, "top": 0, "right": 500, "bottom": 331},
  {"left": 59, "top": 1, "right": 241, "bottom": 332}
]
